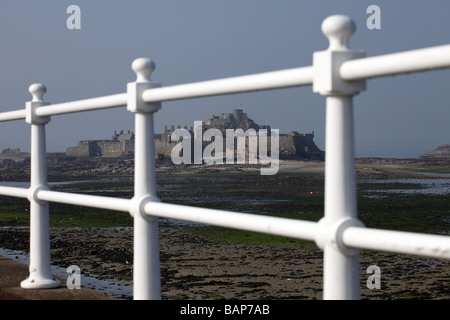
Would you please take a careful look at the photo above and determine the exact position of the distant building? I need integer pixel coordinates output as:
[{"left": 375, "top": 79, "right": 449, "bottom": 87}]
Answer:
[
  {"left": 66, "top": 130, "right": 134, "bottom": 157},
  {"left": 65, "top": 109, "right": 324, "bottom": 160}
]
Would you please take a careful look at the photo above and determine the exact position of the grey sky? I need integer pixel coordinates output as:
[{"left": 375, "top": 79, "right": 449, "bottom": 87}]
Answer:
[{"left": 0, "top": 1, "right": 449, "bottom": 157}]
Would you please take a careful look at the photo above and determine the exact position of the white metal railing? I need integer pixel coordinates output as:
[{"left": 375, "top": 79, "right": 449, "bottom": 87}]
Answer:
[{"left": 0, "top": 14, "right": 449, "bottom": 300}]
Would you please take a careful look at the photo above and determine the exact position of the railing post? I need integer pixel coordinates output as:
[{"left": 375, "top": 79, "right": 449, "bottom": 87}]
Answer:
[
  {"left": 127, "top": 58, "right": 162, "bottom": 300},
  {"left": 313, "top": 15, "right": 366, "bottom": 299},
  {"left": 21, "top": 84, "right": 60, "bottom": 289}
]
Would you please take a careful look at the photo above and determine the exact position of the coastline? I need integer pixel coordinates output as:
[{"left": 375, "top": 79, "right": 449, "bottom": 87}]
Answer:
[
  {"left": 0, "top": 156, "right": 448, "bottom": 300},
  {"left": 0, "top": 226, "right": 448, "bottom": 300}
]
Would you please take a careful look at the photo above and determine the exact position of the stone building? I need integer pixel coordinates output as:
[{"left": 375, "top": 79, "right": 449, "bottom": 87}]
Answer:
[
  {"left": 65, "top": 109, "right": 324, "bottom": 160},
  {"left": 66, "top": 130, "right": 135, "bottom": 157},
  {"left": 203, "top": 109, "right": 270, "bottom": 132}
]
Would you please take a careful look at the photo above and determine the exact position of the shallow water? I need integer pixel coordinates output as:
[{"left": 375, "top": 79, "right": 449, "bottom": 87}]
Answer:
[
  {"left": 358, "top": 178, "right": 450, "bottom": 195},
  {"left": 0, "top": 247, "right": 133, "bottom": 299},
  {"left": 2, "top": 176, "right": 448, "bottom": 194}
]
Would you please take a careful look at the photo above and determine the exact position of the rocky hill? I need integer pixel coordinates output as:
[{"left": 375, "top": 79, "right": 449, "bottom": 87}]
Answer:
[
  {"left": 0, "top": 148, "right": 29, "bottom": 161},
  {"left": 422, "top": 144, "right": 450, "bottom": 158}
]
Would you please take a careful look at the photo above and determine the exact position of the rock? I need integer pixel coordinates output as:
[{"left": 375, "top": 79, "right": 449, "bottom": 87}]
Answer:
[
  {"left": 1, "top": 148, "right": 22, "bottom": 155},
  {"left": 0, "top": 148, "right": 29, "bottom": 161},
  {"left": 422, "top": 144, "right": 450, "bottom": 158}
]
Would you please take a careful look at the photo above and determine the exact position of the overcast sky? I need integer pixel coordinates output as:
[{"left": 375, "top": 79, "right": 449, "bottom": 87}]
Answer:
[{"left": 0, "top": 1, "right": 449, "bottom": 157}]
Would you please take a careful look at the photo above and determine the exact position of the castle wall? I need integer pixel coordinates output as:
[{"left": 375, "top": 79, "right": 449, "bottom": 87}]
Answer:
[
  {"left": 66, "top": 140, "right": 132, "bottom": 157},
  {"left": 66, "top": 141, "right": 91, "bottom": 157},
  {"left": 96, "top": 141, "right": 123, "bottom": 157},
  {"left": 122, "top": 140, "right": 134, "bottom": 156},
  {"left": 65, "top": 111, "right": 324, "bottom": 160},
  {"left": 155, "top": 139, "right": 173, "bottom": 157}
]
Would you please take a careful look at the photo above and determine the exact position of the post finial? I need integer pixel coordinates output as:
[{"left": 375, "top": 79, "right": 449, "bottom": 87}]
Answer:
[
  {"left": 28, "top": 83, "right": 47, "bottom": 102},
  {"left": 321, "top": 15, "right": 356, "bottom": 51},
  {"left": 132, "top": 58, "right": 155, "bottom": 83}
]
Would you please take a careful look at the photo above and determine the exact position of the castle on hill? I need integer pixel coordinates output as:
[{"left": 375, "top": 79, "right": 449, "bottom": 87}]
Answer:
[{"left": 65, "top": 109, "right": 324, "bottom": 160}]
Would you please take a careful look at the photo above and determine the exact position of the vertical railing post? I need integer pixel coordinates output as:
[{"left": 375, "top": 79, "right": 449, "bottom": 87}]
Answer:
[
  {"left": 313, "top": 15, "right": 366, "bottom": 299},
  {"left": 21, "top": 84, "right": 60, "bottom": 289},
  {"left": 127, "top": 58, "right": 162, "bottom": 300}
]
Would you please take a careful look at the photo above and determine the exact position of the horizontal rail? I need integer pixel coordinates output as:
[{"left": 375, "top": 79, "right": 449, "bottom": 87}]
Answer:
[
  {"left": 142, "top": 66, "right": 314, "bottom": 103},
  {"left": 2, "top": 184, "right": 449, "bottom": 259},
  {"left": 0, "top": 109, "right": 26, "bottom": 123},
  {"left": 1, "top": 187, "right": 449, "bottom": 261},
  {"left": 37, "top": 190, "right": 131, "bottom": 212},
  {"left": 343, "top": 226, "right": 450, "bottom": 260},
  {"left": 340, "top": 44, "right": 450, "bottom": 81},
  {"left": 35, "top": 93, "right": 128, "bottom": 117},
  {"left": 0, "top": 186, "right": 28, "bottom": 198},
  {"left": 2, "top": 45, "right": 449, "bottom": 121},
  {"left": 0, "top": 67, "right": 313, "bottom": 120},
  {"left": 144, "top": 201, "right": 319, "bottom": 241}
]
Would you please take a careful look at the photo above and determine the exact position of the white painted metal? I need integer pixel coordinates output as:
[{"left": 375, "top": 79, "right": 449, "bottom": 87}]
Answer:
[
  {"left": 141, "top": 66, "right": 314, "bottom": 103},
  {"left": 0, "top": 109, "right": 26, "bottom": 122},
  {"left": 21, "top": 84, "right": 60, "bottom": 289},
  {"left": 143, "top": 201, "right": 319, "bottom": 241},
  {"left": 313, "top": 15, "right": 366, "bottom": 300},
  {"left": 340, "top": 44, "right": 450, "bottom": 81},
  {"left": 343, "top": 227, "right": 450, "bottom": 260},
  {"left": 0, "top": 186, "right": 28, "bottom": 198},
  {"left": 35, "top": 93, "right": 127, "bottom": 117},
  {"left": 131, "top": 112, "right": 161, "bottom": 300},
  {"left": 37, "top": 190, "right": 131, "bottom": 212},
  {"left": 0, "top": 14, "right": 448, "bottom": 300},
  {"left": 321, "top": 96, "right": 360, "bottom": 300},
  {"left": 127, "top": 58, "right": 161, "bottom": 300}
]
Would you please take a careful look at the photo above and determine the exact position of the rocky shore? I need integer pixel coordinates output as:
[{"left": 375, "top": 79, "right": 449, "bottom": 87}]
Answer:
[
  {"left": 0, "top": 226, "right": 448, "bottom": 300},
  {"left": 0, "top": 151, "right": 449, "bottom": 182},
  {"left": 0, "top": 155, "right": 449, "bottom": 300}
]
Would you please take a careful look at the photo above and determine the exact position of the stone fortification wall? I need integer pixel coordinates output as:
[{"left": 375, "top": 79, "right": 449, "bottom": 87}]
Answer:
[
  {"left": 65, "top": 110, "right": 324, "bottom": 160},
  {"left": 66, "top": 141, "right": 91, "bottom": 157},
  {"left": 204, "top": 109, "right": 269, "bottom": 131},
  {"left": 66, "top": 132, "right": 135, "bottom": 157}
]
